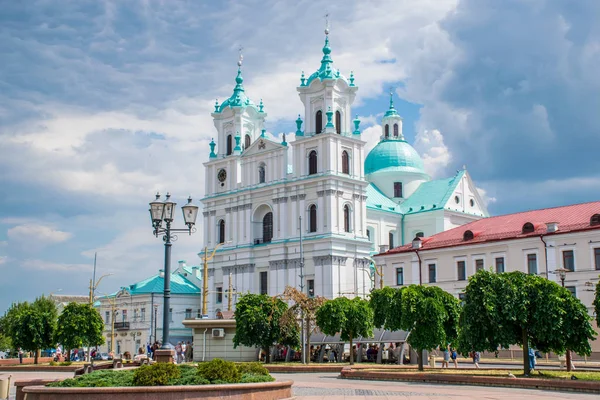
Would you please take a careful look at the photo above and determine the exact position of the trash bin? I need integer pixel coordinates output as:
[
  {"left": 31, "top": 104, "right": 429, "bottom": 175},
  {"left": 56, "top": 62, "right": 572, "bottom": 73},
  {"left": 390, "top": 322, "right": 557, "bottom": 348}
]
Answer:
[
  {"left": 0, "top": 374, "right": 12, "bottom": 400},
  {"left": 428, "top": 354, "right": 436, "bottom": 368}
]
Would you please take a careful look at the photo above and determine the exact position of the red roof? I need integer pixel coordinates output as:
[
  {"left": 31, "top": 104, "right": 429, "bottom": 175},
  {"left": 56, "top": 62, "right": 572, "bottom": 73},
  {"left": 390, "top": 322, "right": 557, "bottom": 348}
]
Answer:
[{"left": 378, "top": 201, "right": 600, "bottom": 255}]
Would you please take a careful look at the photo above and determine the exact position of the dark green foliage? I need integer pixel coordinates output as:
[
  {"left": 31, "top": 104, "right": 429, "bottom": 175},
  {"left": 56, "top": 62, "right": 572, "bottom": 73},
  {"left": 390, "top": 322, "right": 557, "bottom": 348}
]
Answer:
[
  {"left": 459, "top": 269, "right": 596, "bottom": 375},
  {"left": 133, "top": 362, "right": 181, "bottom": 386},
  {"left": 197, "top": 358, "right": 241, "bottom": 383},
  {"left": 170, "top": 365, "right": 210, "bottom": 385},
  {"left": 240, "top": 373, "right": 275, "bottom": 383},
  {"left": 59, "top": 361, "right": 72, "bottom": 366},
  {"left": 594, "top": 280, "right": 600, "bottom": 328},
  {"left": 233, "top": 293, "right": 292, "bottom": 363},
  {"left": 315, "top": 297, "right": 373, "bottom": 364},
  {"left": 47, "top": 370, "right": 135, "bottom": 387},
  {"left": 55, "top": 303, "right": 105, "bottom": 354},
  {"left": 236, "top": 362, "right": 269, "bottom": 376}
]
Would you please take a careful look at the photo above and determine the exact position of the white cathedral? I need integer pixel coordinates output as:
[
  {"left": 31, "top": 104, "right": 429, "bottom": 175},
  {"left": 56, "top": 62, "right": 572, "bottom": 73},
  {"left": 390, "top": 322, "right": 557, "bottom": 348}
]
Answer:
[{"left": 200, "top": 31, "right": 489, "bottom": 317}]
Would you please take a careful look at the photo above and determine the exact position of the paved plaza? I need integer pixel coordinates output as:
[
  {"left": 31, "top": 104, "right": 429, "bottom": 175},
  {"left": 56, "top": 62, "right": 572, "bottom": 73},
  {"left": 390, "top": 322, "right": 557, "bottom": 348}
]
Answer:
[{"left": 2, "top": 370, "right": 598, "bottom": 400}]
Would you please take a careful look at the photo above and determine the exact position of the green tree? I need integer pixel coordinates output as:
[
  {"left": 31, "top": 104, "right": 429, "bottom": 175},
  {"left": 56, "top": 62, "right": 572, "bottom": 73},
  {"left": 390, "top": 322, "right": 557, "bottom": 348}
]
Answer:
[
  {"left": 459, "top": 270, "right": 596, "bottom": 375},
  {"left": 233, "top": 293, "right": 294, "bottom": 363},
  {"left": 594, "top": 280, "right": 600, "bottom": 328},
  {"left": 315, "top": 297, "right": 373, "bottom": 365},
  {"left": 55, "top": 303, "right": 105, "bottom": 362},
  {"left": 8, "top": 296, "right": 58, "bottom": 364}
]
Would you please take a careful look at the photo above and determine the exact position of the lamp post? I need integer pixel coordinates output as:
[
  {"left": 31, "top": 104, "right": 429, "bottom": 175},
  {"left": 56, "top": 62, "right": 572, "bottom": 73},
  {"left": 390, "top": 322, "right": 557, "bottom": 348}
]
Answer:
[
  {"left": 89, "top": 273, "right": 113, "bottom": 305},
  {"left": 200, "top": 241, "right": 228, "bottom": 317},
  {"left": 149, "top": 192, "right": 199, "bottom": 361},
  {"left": 552, "top": 267, "right": 573, "bottom": 372}
]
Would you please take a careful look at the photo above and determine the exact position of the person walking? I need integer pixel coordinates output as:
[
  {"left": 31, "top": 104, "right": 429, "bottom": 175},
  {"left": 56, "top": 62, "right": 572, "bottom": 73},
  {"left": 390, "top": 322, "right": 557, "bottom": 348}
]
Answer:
[
  {"left": 472, "top": 351, "right": 480, "bottom": 369},
  {"left": 442, "top": 346, "right": 450, "bottom": 368},
  {"left": 185, "top": 341, "right": 193, "bottom": 362},
  {"left": 175, "top": 342, "right": 183, "bottom": 364},
  {"left": 451, "top": 348, "right": 458, "bottom": 368},
  {"left": 18, "top": 348, "right": 23, "bottom": 364}
]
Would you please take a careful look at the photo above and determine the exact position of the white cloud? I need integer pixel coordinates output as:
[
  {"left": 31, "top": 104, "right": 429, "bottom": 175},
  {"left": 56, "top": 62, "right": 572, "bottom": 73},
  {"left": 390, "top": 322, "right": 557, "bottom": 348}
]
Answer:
[
  {"left": 21, "top": 259, "right": 90, "bottom": 272},
  {"left": 361, "top": 124, "right": 383, "bottom": 156},
  {"left": 0, "top": 256, "right": 7, "bottom": 265},
  {"left": 476, "top": 187, "right": 497, "bottom": 207},
  {"left": 7, "top": 224, "right": 72, "bottom": 245},
  {"left": 413, "top": 129, "right": 451, "bottom": 178}
]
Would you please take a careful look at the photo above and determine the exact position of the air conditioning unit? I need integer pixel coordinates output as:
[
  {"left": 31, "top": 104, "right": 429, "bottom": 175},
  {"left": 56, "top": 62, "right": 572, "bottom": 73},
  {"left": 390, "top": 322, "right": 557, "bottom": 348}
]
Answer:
[{"left": 212, "top": 328, "right": 225, "bottom": 338}]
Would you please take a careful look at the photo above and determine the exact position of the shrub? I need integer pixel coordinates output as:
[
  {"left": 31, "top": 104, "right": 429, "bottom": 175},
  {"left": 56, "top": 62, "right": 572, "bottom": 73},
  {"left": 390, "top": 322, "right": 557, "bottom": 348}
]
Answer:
[
  {"left": 49, "top": 361, "right": 57, "bottom": 366},
  {"left": 236, "top": 362, "right": 269, "bottom": 376},
  {"left": 133, "top": 363, "right": 181, "bottom": 386},
  {"left": 240, "top": 373, "right": 275, "bottom": 383},
  {"left": 47, "top": 370, "right": 135, "bottom": 387},
  {"left": 197, "top": 358, "right": 241, "bottom": 383},
  {"left": 59, "top": 361, "right": 72, "bottom": 366},
  {"left": 171, "top": 364, "right": 210, "bottom": 385}
]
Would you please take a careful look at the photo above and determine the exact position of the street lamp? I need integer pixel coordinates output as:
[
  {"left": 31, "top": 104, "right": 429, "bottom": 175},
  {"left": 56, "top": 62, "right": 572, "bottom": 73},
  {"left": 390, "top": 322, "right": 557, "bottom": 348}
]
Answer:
[
  {"left": 149, "top": 192, "right": 198, "bottom": 360},
  {"left": 552, "top": 267, "right": 572, "bottom": 371}
]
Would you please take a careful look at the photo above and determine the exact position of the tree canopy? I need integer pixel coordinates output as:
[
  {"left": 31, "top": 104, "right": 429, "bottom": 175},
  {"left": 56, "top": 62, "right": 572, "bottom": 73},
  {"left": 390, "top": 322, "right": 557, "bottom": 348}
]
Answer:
[
  {"left": 594, "top": 280, "right": 600, "bottom": 328},
  {"left": 233, "top": 293, "right": 297, "bottom": 363},
  {"left": 459, "top": 270, "right": 596, "bottom": 375},
  {"left": 55, "top": 302, "right": 105, "bottom": 359},
  {"left": 315, "top": 296, "right": 373, "bottom": 364},
  {"left": 370, "top": 285, "right": 460, "bottom": 370}
]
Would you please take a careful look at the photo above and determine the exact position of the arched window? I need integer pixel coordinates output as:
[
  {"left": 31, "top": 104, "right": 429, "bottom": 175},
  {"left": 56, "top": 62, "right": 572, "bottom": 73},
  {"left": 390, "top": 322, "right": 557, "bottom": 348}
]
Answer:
[
  {"left": 309, "top": 205, "right": 317, "bottom": 233},
  {"left": 226, "top": 135, "right": 233, "bottom": 155},
  {"left": 384, "top": 124, "right": 389, "bottom": 138},
  {"left": 522, "top": 222, "right": 535, "bottom": 234},
  {"left": 258, "top": 163, "right": 266, "bottom": 183},
  {"left": 335, "top": 110, "right": 341, "bottom": 134},
  {"left": 341, "top": 150, "right": 350, "bottom": 174},
  {"left": 343, "top": 205, "right": 351, "bottom": 233},
  {"left": 218, "top": 220, "right": 225, "bottom": 244},
  {"left": 245, "top": 134, "right": 251, "bottom": 149},
  {"left": 393, "top": 123, "right": 399, "bottom": 137},
  {"left": 415, "top": 232, "right": 424, "bottom": 238},
  {"left": 590, "top": 214, "right": 600, "bottom": 226},
  {"left": 308, "top": 150, "right": 318, "bottom": 175},
  {"left": 389, "top": 232, "right": 394, "bottom": 248},
  {"left": 463, "top": 230, "right": 474, "bottom": 241},
  {"left": 263, "top": 212, "right": 273, "bottom": 243},
  {"left": 315, "top": 110, "right": 323, "bottom": 134},
  {"left": 366, "top": 229, "right": 371, "bottom": 241}
]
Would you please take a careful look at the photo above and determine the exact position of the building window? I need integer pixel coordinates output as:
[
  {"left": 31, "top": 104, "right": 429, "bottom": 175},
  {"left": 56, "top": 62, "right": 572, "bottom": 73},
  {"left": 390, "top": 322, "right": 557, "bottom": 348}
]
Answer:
[
  {"left": 197, "top": 309, "right": 202, "bottom": 318},
  {"left": 566, "top": 286, "right": 577, "bottom": 297},
  {"left": 428, "top": 264, "right": 436, "bottom": 283},
  {"left": 226, "top": 134, "right": 233, "bottom": 155},
  {"left": 389, "top": 232, "right": 394, "bottom": 249},
  {"left": 366, "top": 229, "right": 371, "bottom": 241},
  {"left": 393, "top": 123, "right": 399, "bottom": 137},
  {"left": 454, "top": 195, "right": 460, "bottom": 204},
  {"left": 105, "top": 311, "right": 110, "bottom": 324},
  {"left": 562, "top": 250, "right": 574, "bottom": 271},
  {"left": 343, "top": 205, "right": 351, "bottom": 233},
  {"left": 258, "top": 163, "right": 266, "bottom": 183},
  {"left": 245, "top": 134, "right": 251, "bottom": 149},
  {"left": 470, "top": 199, "right": 475, "bottom": 207},
  {"left": 590, "top": 214, "right": 600, "bottom": 226},
  {"left": 396, "top": 267, "right": 404, "bottom": 286},
  {"left": 463, "top": 230, "right": 474, "bottom": 241},
  {"left": 527, "top": 254, "right": 537, "bottom": 274},
  {"left": 457, "top": 261, "right": 466, "bottom": 281},
  {"left": 308, "top": 150, "right": 317, "bottom": 175},
  {"left": 335, "top": 110, "right": 341, "bottom": 134},
  {"left": 384, "top": 124, "right": 389, "bottom": 138},
  {"left": 309, "top": 205, "right": 317, "bottom": 233},
  {"left": 169, "top": 308, "right": 173, "bottom": 322},
  {"left": 185, "top": 309, "right": 192, "bottom": 319},
  {"left": 595, "top": 248, "right": 600, "bottom": 270},
  {"left": 216, "top": 287, "right": 223, "bottom": 304},
  {"left": 307, "top": 279, "right": 315, "bottom": 297},
  {"left": 260, "top": 271, "right": 268, "bottom": 295},
  {"left": 475, "top": 259, "right": 484, "bottom": 272},
  {"left": 341, "top": 150, "right": 350, "bottom": 174},
  {"left": 218, "top": 219, "right": 225, "bottom": 244},
  {"left": 315, "top": 110, "right": 323, "bottom": 134},
  {"left": 263, "top": 212, "right": 273, "bottom": 243},
  {"left": 394, "top": 182, "right": 403, "bottom": 198},
  {"left": 415, "top": 232, "right": 424, "bottom": 238},
  {"left": 122, "top": 309, "right": 127, "bottom": 322},
  {"left": 133, "top": 309, "right": 138, "bottom": 322},
  {"left": 522, "top": 222, "right": 535, "bottom": 234},
  {"left": 140, "top": 308, "right": 145, "bottom": 322},
  {"left": 495, "top": 257, "right": 505, "bottom": 273}
]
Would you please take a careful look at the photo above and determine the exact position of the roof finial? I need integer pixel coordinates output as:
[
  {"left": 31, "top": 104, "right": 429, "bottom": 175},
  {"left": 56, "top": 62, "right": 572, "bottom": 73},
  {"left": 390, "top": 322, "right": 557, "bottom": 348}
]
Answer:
[
  {"left": 389, "top": 87, "right": 395, "bottom": 110},
  {"left": 324, "top": 12, "right": 330, "bottom": 36},
  {"left": 237, "top": 46, "right": 244, "bottom": 68}
]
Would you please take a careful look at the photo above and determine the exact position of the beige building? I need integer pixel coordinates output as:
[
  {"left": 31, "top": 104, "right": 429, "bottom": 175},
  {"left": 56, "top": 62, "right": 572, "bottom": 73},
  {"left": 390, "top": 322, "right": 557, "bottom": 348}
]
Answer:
[{"left": 374, "top": 201, "right": 600, "bottom": 357}]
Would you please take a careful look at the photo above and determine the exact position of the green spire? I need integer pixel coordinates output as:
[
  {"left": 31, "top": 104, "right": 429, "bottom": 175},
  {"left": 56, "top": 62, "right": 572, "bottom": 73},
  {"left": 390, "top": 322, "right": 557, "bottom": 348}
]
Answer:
[
  {"left": 325, "top": 107, "right": 334, "bottom": 129},
  {"left": 209, "top": 138, "right": 217, "bottom": 158},
  {"left": 261, "top": 129, "right": 266, "bottom": 138},
  {"left": 353, "top": 115, "right": 361, "bottom": 135},
  {"left": 214, "top": 99, "right": 219, "bottom": 113},
  {"left": 259, "top": 99, "right": 264, "bottom": 112},
  {"left": 349, "top": 71, "right": 355, "bottom": 86},
  {"left": 384, "top": 90, "right": 400, "bottom": 118},
  {"left": 295, "top": 114, "right": 304, "bottom": 136}
]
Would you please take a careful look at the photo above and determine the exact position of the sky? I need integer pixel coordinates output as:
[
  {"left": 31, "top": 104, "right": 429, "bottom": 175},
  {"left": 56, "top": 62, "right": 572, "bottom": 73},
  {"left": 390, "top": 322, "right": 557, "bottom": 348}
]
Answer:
[{"left": 1, "top": 0, "right": 599, "bottom": 312}]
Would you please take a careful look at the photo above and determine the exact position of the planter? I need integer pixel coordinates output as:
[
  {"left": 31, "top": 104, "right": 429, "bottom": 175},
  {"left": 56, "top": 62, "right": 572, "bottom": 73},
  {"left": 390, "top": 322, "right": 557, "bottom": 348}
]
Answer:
[{"left": 21, "top": 380, "right": 294, "bottom": 400}]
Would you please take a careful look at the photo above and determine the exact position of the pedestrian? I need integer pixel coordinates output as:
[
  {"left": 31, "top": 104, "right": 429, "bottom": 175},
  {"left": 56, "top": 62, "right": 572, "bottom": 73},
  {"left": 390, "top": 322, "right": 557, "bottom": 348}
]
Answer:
[
  {"left": 472, "top": 351, "right": 480, "bottom": 369},
  {"left": 451, "top": 348, "right": 458, "bottom": 368},
  {"left": 175, "top": 342, "right": 183, "bottom": 364},
  {"left": 185, "top": 341, "right": 193, "bottom": 362},
  {"left": 442, "top": 346, "right": 450, "bottom": 368},
  {"left": 528, "top": 348, "right": 536, "bottom": 373},
  {"left": 18, "top": 348, "right": 23, "bottom": 364}
]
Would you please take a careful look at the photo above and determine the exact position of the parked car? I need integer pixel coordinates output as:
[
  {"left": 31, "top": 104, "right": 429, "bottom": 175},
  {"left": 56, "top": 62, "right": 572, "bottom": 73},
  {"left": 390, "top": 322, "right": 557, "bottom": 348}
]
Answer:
[{"left": 93, "top": 352, "right": 111, "bottom": 361}]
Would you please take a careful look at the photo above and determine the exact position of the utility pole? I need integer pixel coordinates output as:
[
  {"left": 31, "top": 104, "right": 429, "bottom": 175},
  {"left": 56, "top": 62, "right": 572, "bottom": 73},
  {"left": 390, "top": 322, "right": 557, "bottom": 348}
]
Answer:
[{"left": 299, "top": 216, "right": 306, "bottom": 364}]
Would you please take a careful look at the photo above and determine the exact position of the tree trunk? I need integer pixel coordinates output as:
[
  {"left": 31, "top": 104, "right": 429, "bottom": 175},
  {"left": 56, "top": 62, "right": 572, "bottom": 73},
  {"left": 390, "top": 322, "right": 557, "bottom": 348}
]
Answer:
[
  {"left": 566, "top": 349, "right": 572, "bottom": 372},
  {"left": 417, "top": 348, "right": 424, "bottom": 371},
  {"left": 522, "top": 329, "right": 530, "bottom": 376},
  {"left": 263, "top": 346, "right": 271, "bottom": 364},
  {"left": 305, "top": 316, "right": 311, "bottom": 365},
  {"left": 34, "top": 349, "right": 39, "bottom": 364},
  {"left": 349, "top": 334, "right": 354, "bottom": 365}
]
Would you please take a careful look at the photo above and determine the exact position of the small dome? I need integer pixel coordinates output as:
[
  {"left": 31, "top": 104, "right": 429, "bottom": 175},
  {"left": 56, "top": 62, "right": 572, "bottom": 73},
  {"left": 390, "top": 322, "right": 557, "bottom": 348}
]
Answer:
[{"left": 365, "top": 140, "right": 426, "bottom": 175}]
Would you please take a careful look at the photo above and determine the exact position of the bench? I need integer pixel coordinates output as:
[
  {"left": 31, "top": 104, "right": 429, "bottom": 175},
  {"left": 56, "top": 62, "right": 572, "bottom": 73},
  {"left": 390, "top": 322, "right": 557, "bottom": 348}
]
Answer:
[{"left": 112, "top": 358, "right": 123, "bottom": 369}]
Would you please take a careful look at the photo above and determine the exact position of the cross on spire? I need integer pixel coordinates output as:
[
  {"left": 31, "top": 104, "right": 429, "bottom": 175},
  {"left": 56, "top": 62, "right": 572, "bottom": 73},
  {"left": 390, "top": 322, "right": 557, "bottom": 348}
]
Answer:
[
  {"left": 324, "top": 12, "right": 330, "bottom": 35},
  {"left": 389, "top": 87, "right": 395, "bottom": 109},
  {"left": 237, "top": 46, "right": 244, "bottom": 67}
]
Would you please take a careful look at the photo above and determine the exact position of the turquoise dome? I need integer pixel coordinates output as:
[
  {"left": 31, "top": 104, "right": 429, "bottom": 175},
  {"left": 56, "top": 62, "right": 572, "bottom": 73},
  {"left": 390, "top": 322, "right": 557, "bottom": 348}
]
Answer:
[{"left": 365, "top": 140, "right": 426, "bottom": 175}]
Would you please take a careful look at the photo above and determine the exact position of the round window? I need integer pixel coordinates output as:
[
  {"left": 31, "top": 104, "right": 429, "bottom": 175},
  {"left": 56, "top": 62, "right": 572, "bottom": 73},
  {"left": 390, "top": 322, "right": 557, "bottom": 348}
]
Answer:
[
  {"left": 469, "top": 199, "right": 475, "bottom": 207},
  {"left": 454, "top": 195, "right": 460, "bottom": 204}
]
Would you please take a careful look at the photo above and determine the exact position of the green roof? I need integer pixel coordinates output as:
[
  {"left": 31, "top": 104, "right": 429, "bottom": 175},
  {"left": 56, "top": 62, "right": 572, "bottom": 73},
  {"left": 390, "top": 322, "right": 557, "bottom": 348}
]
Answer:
[
  {"left": 216, "top": 68, "right": 260, "bottom": 113},
  {"left": 366, "top": 183, "right": 401, "bottom": 214},
  {"left": 126, "top": 272, "right": 201, "bottom": 295},
  {"left": 364, "top": 140, "right": 426, "bottom": 175},
  {"left": 399, "top": 170, "right": 465, "bottom": 214}
]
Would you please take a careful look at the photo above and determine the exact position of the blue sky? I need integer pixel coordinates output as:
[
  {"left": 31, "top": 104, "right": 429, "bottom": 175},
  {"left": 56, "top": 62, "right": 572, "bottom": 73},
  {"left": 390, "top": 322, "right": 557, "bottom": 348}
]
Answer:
[{"left": 1, "top": 0, "right": 599, "bottom": 312}]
